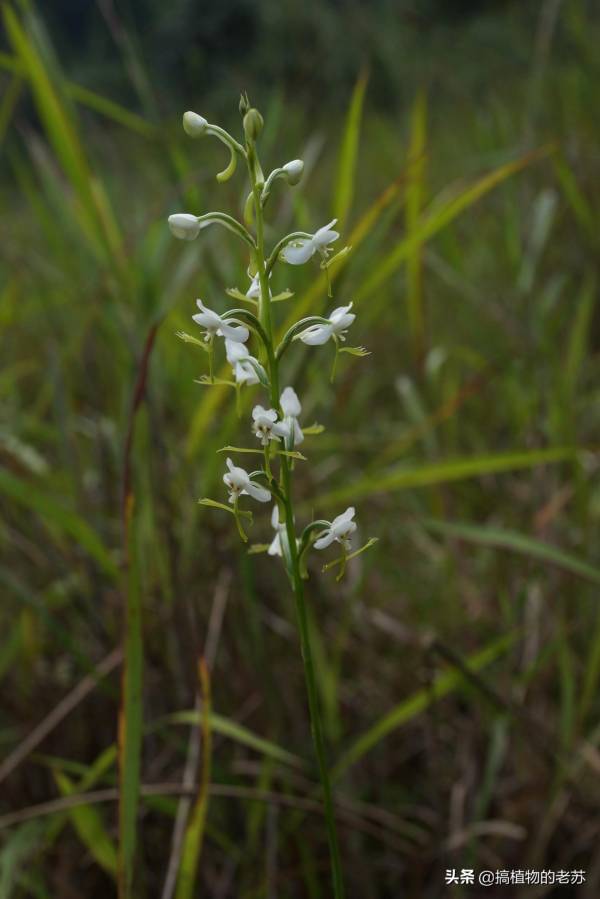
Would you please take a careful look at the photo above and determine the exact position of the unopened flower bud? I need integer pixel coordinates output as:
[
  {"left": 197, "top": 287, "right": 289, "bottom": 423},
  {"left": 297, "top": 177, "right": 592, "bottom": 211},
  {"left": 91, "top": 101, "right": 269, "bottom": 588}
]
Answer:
[
  {"left": 239, "top": 93, "right": 250, "bottom": 116},
  {"left": 168, "top": 213, "right": 201, "bottom": 240},
  {"left": 182, "top": 111, "right": 208, "bottom": 138},
  {"left": 282, "top": 159, "right": 304, "bottom": 186},
  {"left": 243, "top": 108, "right": 264, "bottom": 143}
]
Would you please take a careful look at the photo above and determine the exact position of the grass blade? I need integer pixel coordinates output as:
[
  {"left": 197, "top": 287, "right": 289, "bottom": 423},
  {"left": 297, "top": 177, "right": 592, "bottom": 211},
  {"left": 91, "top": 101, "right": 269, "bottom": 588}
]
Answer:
[
  {"left": 2, "top": 5, "right": 125, "bottom": 268},
  {"left": 118, "top": 499, "right": 143, "bottom": 899},
  {"left": 163, "top": 712, "right": 305, "bottom": 770},
  {"left": 313, "top": 446, "right": 576, "bottom": 507},
  {"left": 53, "top": 770, "right": 118, "bottom": 877},
  {"left": 0, "top": 50, "right": 155, "bottom": 136},
  {"left": 405, "top": 89, "right": 427, "bottom": 361},
  {"left": 0, "top": 73, "right": 22, "bottom": 145},
  {"left": 332, "top": 632, "right": 516, "bottom": 779},
  {"left": 332, "top": 68, "right": 368, "bottom": 231},
  {"left": 0, "top": 468, "right": 118, "bottom": 579},
  {"left": 65, "top": 82, "right": 156, "bottom": 137},
  {"left": 175, "top": 659, "right": 212, "bottom": 899},
  {"left": 422, "top": 518, "right": 600, "bottom": 586},
  {"left": 355, "top": 146, "right": 551, "bottom": 303}
]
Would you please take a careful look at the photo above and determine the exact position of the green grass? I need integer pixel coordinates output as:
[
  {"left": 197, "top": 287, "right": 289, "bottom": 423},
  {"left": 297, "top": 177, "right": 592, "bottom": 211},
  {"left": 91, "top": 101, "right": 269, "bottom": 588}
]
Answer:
[{"left": 2, "top": 1, "right": 600, "bottom": 896}]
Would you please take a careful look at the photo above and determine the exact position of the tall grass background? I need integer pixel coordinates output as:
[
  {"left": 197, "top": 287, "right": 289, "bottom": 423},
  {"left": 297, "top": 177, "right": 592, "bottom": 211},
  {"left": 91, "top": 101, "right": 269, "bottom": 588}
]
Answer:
[{"left": 1, "top": 0, "right": 600, "bottom": 895}]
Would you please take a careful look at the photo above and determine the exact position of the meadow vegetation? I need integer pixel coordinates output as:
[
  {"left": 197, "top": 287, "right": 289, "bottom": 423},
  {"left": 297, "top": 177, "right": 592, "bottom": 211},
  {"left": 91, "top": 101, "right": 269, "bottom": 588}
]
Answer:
[{"left": 1, "top": 1, "right": 600, "bottom": 895}]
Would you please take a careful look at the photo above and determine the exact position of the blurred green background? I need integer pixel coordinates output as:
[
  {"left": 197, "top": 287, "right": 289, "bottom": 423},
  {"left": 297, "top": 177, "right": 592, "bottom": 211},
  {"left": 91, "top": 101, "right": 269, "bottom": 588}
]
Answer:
[{"left": 2, "top": 0, "right": 600, "bottom": 896}]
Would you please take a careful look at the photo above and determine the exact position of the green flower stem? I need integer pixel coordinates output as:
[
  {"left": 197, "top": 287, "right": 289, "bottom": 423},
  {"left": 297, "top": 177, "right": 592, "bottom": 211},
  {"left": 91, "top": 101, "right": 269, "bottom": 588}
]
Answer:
[
  {"left": 263, "top": 444, "right": 272, "bottom": 480},
  {"left": 245, "top": 139, "right": 345, "bottom": 899},
  {"left": 207, "top": 338, "right": 214, "bottom": 383},
  {"left": 280, "top": 463, "right": 345, "bottom": 899}
]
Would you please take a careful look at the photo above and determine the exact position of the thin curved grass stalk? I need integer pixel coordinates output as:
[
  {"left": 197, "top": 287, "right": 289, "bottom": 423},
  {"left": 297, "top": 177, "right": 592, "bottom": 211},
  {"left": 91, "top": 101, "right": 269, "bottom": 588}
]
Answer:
[
  {"left": 168, "top": 95, "right": 377, "bottom": 898},
  {"left": 118, "top": 496, "right": 143, "bottom": 899},
  {"left": 174, "top": 658, "right": 212, "bottom": 899}
]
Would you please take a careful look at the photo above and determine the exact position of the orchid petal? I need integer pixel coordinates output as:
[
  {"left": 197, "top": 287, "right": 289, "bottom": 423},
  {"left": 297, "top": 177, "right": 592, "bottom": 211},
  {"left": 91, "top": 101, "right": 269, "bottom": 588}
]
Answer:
[
  {"left": 314, "top": 530, "right": 336, "bottom": 550},
  {"left": 333, "top": 507, "right": 355, "bottom": 527},
  {"left": 293, "top": 420, "right": 304, "bottom": 445},
  {"left": 219, "top": 320, "right": 249, "bottom": 342},
  {"left": 280, "top": 386, "right": 301, "bottom": 418},
  {"left": 168, "top": 213, "right": 200, "bottom": 240},
  {"left": 281, "top": 239, "right": 315, "bottom": 265},
  {"left": 268, "top": 533, "right": 282, "bottom": 556},
  {"left": 271, "top": 505, "right": 280, "bottom": 529},
  {"left": 245, "top": 482, "right": 271, "bottom": 503},
  {"left": 299, "top": 325, "right": 333, "bottom": 346}
]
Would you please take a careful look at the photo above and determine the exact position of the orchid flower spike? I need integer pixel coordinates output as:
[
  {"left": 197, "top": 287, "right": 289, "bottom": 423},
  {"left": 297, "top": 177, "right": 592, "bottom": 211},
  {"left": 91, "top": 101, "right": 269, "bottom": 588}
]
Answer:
[
  {"left": 298, "top": 303, "right": 356, "bottom": 346},
  {"left": 192, "top": 299, "right": 249, "bottom": 343},
  {"left": 279, "top": 386, "right": 304, "bottom": 447},
  {"left": 225, "top": 339, "right": 259, "bottom": 385},
  {"left": 314, "top": 507, "right": 357, "bottom": 551},
  {"left": 280, "top": 219, "right": 340, "bottom": 265},
  {"left": 252, "top": 406, "right": 287, "bottom": 446},
  {"left": 223, "top": 458, "right": 270, "bottom": 504}
]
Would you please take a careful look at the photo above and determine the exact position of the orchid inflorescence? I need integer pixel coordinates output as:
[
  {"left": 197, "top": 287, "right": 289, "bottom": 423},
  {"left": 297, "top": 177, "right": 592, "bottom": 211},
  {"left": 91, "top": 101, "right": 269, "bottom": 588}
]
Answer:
[
  {"left": 169, "top": 94, "right": 377, "bottom": 896},
  {"left": 170, "top": 97, "right": 375, "bottom": 583}
]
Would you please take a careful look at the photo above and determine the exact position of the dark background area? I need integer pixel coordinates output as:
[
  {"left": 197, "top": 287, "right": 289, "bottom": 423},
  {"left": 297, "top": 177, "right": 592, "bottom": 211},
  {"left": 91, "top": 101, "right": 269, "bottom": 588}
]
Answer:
[{"left": 38, "top": 0, "right": 547, "bottom": 114}]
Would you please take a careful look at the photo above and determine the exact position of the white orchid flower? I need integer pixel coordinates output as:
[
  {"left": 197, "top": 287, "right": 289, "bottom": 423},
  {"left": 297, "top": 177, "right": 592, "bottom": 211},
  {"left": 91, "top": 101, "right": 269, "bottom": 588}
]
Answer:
[
  {"left": 282, "top": 159, "right": 304, "bottom": 186},
  {"left": 246, "top": 273, "right": 261, "bottom": 299},
  {"left": 168, "top": 213, "right": 202, "bottom": 241},
  {"left": 279, "top": 386, "right": 304, "bottom": 447},
  {"left": 246, "top": 271, "right": 272, "bottom": 300},
  {"left": 268, "top": 505, "right": 300, "bottom": 560},
  {"left": 183, "top": 111, "right": 208, "bottom": 137},
  {"left": 192, "top": 299, "right": 249, "bottom": 343},
  {"left": 280, "top": 218, "right": 340, "bottom": 266},
  {"left": 252, "top": 406, "right": 287, "bottom": 446},
  {"left": 223, "top": 458, "right": 270, "bottom": 504},
  {"left": 225, "top": 339, "right": 259, "bottom": 385},
  {"left": 314, "top": 507, "right": 357, "bottom": 551},
  {"left": 268, "top": 505, "right": 286, "bottom": 556},
  {"left": 298, "top": 303, "right": 356, "bottom": 346}
]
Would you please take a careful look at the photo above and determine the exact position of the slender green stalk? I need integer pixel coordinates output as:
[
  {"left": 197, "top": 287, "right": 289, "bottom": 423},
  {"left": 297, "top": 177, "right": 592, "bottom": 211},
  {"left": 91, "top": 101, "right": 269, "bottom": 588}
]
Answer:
[
  {"left": 246, "top": 141, "right": 346, "bottom": 899},
  {"left": 175, "top": 658, "right": 212, "bottom": 899},
  {"left": 118, "top": 498, "right": 143, "bottom": 899},
  {"left": 281, "top": 466, "right": 345, "bottom": 899}
]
